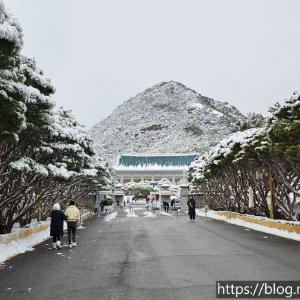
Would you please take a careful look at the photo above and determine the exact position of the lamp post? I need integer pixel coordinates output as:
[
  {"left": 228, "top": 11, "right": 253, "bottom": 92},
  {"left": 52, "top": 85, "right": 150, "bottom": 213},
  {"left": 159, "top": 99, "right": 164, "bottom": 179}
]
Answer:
[
  {"left": 248, "top": 187, "right": 254, "bottom": 208},
  {"left": 229, "top": 195, "right": 234, "bottom": 219},
  {"left": 255, "top": 167, "right": 274, "bottom": 219},
  {"left": 255, "top": 170, "right": 263, "bottom": 181},
  {"left": 267, "top": 166, "right": 274, "bottom": 219},
  {"left": 96, "top": 191, "right": 100, "bottom": 217},
  {"left": 111, "top": 170, "right": 117, "bottom": 211}
]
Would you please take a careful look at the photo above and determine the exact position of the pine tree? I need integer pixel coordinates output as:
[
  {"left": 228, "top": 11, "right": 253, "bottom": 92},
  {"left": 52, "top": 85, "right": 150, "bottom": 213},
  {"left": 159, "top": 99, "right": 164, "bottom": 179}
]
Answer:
[
  {"left": 268, "top": 92, "right": 300, "bottom": 165},
  {"left": 0, "top": 2, "right": 26, "bottom": 142},
  {"left": 0, "top": 0, "right": 111, "bottom": 233},
  {"left": 234, "top": 113, "right": 266, "bottom": 131}
]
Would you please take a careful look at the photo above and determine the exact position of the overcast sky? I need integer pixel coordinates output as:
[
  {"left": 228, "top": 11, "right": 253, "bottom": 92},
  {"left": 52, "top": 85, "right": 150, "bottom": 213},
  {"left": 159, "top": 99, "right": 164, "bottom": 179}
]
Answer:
[{"left": 4, "top": 0, "right": 300, "bottom": 128}]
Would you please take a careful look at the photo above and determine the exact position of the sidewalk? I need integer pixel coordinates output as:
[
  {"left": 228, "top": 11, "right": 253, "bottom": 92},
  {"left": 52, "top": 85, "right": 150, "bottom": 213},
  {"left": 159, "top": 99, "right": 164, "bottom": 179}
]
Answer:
[
  {"left": 0, "top": 212, "right": 94, "bottom": 264},
  {"left": 196, "top": 209, "right": 300, "bottom": 242}
]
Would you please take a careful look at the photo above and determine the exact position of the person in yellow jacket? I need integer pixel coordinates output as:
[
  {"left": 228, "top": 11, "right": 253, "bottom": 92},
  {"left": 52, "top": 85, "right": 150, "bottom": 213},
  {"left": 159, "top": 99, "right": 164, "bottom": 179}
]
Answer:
[{"left": 65, "top": 201, "right": 80, "bottom": 248}]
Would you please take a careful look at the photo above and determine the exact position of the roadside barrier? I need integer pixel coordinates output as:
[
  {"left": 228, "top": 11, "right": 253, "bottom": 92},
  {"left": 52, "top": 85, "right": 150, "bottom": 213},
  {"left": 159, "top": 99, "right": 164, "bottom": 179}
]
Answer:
[
  {"left": 215, "top": 211, "right": 300, "bottom": 234},
  {"left": 0, "top": 222, "right": 49, "bottom": 245},
  {"left": 0, "top": 211, "right": 94, "bottom": 245}
]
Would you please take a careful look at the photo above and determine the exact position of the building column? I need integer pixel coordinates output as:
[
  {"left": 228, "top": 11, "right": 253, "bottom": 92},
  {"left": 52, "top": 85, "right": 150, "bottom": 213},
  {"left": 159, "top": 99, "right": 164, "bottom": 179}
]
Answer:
[
  {"left": 172, "top": 176, "right": 176, "bottom": 183},
  {"left": 131, "top": 176, "right": 134, "bottom": 182}
]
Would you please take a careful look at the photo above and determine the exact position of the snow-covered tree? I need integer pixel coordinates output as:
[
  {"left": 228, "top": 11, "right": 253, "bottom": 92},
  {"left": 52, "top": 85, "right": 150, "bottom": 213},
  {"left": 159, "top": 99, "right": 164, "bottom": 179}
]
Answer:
[
  {"left": 268, "top": 91, "right": 300, "bottom": 165},
  {"left": 268, "top": 102, "right": 281, "bottom": 114},
  {"left": 0, "top": 1, "right": 111, "bottom": 233},
  {"left": 190, "top": 92, "right": 299, "bottom": 220},
  {"left": 1, "top": 105, "right": 111, "bottom": 233},
  {"left": 0, "top": 2, "right": 26, "bottom": 142},
  {"left": 234, "top": 113, "right": 266, "bottom": 132},
  {"left": 123, "top": 181, "right": 154, "bottom": 198}
]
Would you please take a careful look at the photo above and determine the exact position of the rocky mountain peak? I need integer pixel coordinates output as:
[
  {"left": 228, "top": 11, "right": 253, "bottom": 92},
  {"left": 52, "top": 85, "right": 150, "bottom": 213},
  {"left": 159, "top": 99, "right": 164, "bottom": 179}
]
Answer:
[{"left": 90, "top": 82, "right": 246, "bottom": 164}]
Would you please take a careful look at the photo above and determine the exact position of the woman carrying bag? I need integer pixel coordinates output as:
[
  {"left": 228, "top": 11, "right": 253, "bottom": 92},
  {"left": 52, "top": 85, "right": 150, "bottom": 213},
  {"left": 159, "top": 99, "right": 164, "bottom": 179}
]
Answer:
[{"left": 50, "top": 203, "right": 67, "bottom": 249}]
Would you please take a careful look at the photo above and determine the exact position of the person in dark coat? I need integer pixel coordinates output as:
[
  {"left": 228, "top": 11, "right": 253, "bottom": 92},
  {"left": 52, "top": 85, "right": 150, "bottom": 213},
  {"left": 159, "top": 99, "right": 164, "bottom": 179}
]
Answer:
[
  {"left": 163, "top": 201, "right": 170, "bottom": 213},
  {"left": 50, "top": 203, "right": 67, "bottom": 249},
  {"left": 100, "top": 201, "right": 104, "bottom": 212},
  {"left": 187, "top": 197, "right": 196, "bottom": 221},
  {"left": 171, "top": 199, "right": 175, "bottom": 209}
]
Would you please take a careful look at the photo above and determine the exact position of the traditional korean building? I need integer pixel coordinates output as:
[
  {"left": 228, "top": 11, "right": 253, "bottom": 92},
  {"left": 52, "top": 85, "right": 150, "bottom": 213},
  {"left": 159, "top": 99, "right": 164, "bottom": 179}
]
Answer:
[{"left": 113, "top": 153, "right": 197, "bottom": 184}]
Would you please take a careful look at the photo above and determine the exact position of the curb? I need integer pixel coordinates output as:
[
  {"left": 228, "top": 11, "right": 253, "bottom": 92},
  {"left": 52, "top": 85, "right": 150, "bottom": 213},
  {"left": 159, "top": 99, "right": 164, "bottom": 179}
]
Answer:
[
  {"left": 81, "top": 212, "right": 95, "bottom": 222},
  {"left": 0, "top": 223, "right": 49, "bottom": 245},
  {"left": 0, "top": 211, "right": 95, "bottom": 264},
  {"left": 0, "top": 212, "right": 94, "bottom": 245},
  {"left": 215, "top": 211, "right": 300, "bottom": 235}
]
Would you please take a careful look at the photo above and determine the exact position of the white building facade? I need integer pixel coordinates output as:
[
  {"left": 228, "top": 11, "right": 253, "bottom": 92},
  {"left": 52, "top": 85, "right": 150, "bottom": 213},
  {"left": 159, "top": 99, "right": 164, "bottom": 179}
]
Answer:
[{"left": 114, "top": 153, "right": 197, "bottom": 184}]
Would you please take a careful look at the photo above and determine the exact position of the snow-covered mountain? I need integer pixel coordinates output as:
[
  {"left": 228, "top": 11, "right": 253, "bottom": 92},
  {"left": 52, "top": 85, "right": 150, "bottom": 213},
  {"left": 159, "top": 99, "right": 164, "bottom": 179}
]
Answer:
[{"left": 90, "top": 81, "right": 245, "bottom": 164}]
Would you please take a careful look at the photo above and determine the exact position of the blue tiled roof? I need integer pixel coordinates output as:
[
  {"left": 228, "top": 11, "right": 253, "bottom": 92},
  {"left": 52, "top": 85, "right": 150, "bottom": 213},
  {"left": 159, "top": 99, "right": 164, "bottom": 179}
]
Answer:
[{"left": 119, "top": 154, "right": 197, "bottom": 167}]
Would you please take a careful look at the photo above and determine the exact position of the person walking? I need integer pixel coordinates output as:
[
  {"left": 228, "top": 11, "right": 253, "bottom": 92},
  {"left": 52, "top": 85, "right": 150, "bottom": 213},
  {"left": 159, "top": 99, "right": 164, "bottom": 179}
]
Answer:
[
  {"left": 171, "top": 199, "right": 175, "bottom": 209},
  {"left": 163, "top": 201, "right": 170, "bottom": 213},
  {"left": 128, "top": 201, "right": 133, "bottom": 214},
  {"left": 65, "top": 201, "right": 80, "bottom": 248},
  {"left": 94, "top": 205, "right": 98, "bottom": 216},
  {"left": 100, "top": 201, "right": 104, "bottom": 212},
  {"left": 187, "top": 196, "right": 196, "bottom": 221},
  {"left": 50, "top": 203, "right": 67, "bottom": 249}
]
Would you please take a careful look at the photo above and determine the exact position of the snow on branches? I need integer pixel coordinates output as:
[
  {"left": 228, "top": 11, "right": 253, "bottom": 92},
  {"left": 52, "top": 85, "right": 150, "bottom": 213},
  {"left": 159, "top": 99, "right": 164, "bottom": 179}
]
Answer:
[
  {"left": 0, "top": 0, "right": 23, "bottom": 50},
  {"left": 190, "top": 127, "right": 267, "bottom": 180},
  {"left": 123, "top": 181, "right": 153, "bottom": 191},
  {"left": 268, "top": 91, "right": 300, "bottom": 165},
  {"left": 123, "top": 181, "right": 154, "bottom": 198},
  {"left": 190, "top": 92, "right": 300, "bottom": 220},
  {"left": 0, "top": 2, "right": 110, "bottom": 233}
]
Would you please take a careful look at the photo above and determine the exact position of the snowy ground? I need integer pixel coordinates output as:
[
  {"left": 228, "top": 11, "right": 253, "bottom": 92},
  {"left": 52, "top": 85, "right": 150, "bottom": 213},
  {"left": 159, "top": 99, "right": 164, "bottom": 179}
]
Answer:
[
  {"left": 0, "top": 224, "right": 50, "bottom": 265},
  {"left": 122, "top": 207, "right": 138, "bottom": 218},
  {"left": 1, "top": 207, "right": 300, "bottom": 299},
  {"left": 0, "top": 213, "right": 93, "bottom": 264},
  {"left": 4, "top": 206, "right": 299, "bottom": 266},
  {"left": 160, "top": 211, "right": 173, "bottom": 217},
  {"left": 143, "top": 211, "right": 156, "bottom": 218},
  {"left": 0, "top": 207, "right": 170, "bottom": 265},
  {"left": 197, "top": 209, "right": 300, "bottom": 242},
  {"left": 104, "top": 212, "right": 118, "bottom": 221}
]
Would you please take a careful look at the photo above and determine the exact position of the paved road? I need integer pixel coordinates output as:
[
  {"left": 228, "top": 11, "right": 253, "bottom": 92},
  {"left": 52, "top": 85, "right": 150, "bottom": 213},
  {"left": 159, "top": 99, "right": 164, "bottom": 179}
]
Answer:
[{"left": 1, "top": 204, "right": 300, "bottom": 300}]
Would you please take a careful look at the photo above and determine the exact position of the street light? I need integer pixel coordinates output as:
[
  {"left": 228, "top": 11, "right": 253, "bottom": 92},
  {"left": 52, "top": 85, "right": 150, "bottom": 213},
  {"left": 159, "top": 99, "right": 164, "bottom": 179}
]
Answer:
[
  {"left": 248, "top": 187, "right": 254, "bottom": 208},
  {"left": 267, "top": 166, "right": 274, "bottom": 219},
  {"left": 255, "top": 170, "right": 263, "bottom": 181},
  {"left": 255, "top": 167, "right": 274, "bottom": 219}
]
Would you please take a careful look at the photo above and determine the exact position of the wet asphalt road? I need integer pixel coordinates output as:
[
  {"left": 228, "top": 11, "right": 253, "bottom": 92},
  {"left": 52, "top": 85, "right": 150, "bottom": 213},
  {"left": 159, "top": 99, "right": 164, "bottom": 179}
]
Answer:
[{"left": 1, "top": 205, "right": 300, "bottom": 300}]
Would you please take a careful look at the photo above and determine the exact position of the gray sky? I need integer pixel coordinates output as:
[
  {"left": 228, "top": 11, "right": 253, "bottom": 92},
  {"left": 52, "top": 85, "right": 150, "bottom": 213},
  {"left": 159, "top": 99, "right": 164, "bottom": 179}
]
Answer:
[{"left": 4, "top": 0, "right": 300, "bottom": 128}]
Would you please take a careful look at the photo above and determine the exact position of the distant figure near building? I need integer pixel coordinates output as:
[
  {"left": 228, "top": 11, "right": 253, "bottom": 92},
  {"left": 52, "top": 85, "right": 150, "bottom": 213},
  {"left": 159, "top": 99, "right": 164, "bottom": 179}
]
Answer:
[
  {"left": 94, "top": 206, "right": 98, "bottom": 216},
  {"left": 65, "top": 201, "right": 80, "bottom": 248},
  {"left": 163, "top": 201, "right": 170, "bottom": 213},
  {"left": 50, "top": 203, "right": 67, "bottom": 249},
  {"left": 171, "top": 199, "right": 175, "bottom": 209},
  {"left": 187, "top": 196, "right": 196, "bottom": 221},
  {"left": 100, "top": 201, "right": 105, "bottom": 212}
]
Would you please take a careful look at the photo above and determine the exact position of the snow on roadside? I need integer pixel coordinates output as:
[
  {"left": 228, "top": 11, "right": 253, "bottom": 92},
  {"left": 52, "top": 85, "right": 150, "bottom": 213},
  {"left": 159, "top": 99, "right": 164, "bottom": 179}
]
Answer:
[
  {"left": 124, "top": 208, "right": 138, "bottom": 218},
  {"left": 196, "top": 209, "right": 300, "bottom": 242},
  {"left": 0, "top": 227, "right": 49, "bottom": 264},
  {"left": 104, "top": 212, "right": 118, "bottom": 222},
  {"left": 143, "top": 211, "right": 156, "bottom": 218},
  {"left": 160, "top": 211, "right": 173, "bottom": 217},
  {"left": 0, "top": 212, "right": 92, "bottom": 264}
]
